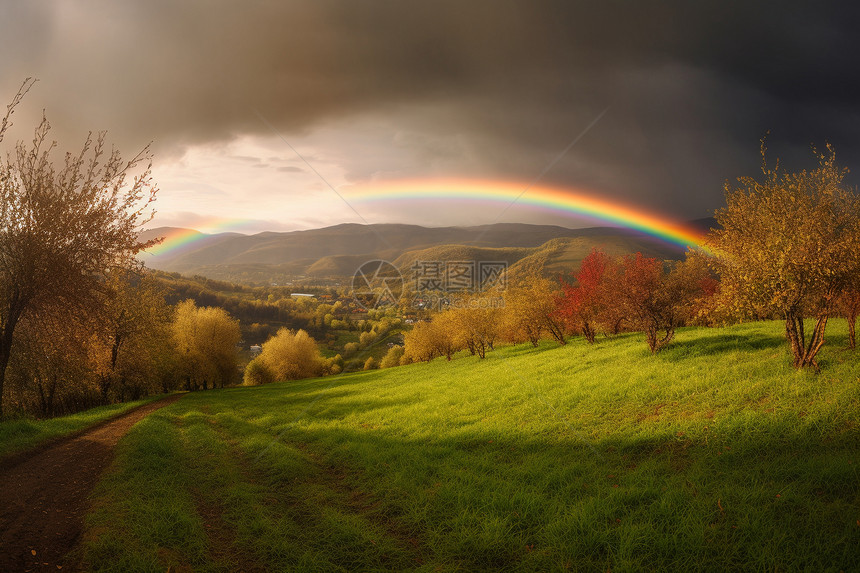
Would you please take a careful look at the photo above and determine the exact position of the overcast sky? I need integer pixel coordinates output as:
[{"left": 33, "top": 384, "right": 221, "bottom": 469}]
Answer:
[{"left": 2, "top": 1, "right": 859, "bottom": 233}]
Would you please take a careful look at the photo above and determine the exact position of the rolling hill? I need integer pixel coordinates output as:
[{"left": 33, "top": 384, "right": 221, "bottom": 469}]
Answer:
[{"left": 140, "top": 220, "right": 716, "bottom": 283}]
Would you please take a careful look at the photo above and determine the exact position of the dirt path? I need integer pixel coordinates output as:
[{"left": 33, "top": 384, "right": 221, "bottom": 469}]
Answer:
[{"left": 0, "top": 394, "right": 184, "bottom": 572}]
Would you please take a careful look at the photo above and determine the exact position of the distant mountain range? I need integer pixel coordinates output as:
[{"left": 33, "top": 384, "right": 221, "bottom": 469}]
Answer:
[{"left": 139, "top": 219, "right": 716, "bottom": 284}]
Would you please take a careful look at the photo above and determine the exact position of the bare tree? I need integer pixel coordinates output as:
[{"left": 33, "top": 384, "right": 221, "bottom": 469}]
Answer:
[{"left": 0, "top": 79, "right": 157, "bottom": 416}]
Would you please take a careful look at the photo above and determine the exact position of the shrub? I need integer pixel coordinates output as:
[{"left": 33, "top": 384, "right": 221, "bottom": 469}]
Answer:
[
  {"left": 380, "top": 345, "right": 405, "bottom": 368},
  {"left": 243, "top": 358, "right": 275, "bottom": 386},
  {"left": 343, "top": 342, "right": 359, "bottom": 357},
  {"left": 257, "top": 328, "right": 324, "bottom": 382},
  {"left": 359, "top": 330, "right": 377, "bottom": 347},
  {"left": 324, "top": 354, "right": 344, "bottom": 375}
]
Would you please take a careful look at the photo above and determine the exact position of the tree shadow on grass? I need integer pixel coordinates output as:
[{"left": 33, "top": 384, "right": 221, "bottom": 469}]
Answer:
[
  {"left": 662, "top": 332, "right": 786, "bottom": 359},
  {"left": 147, "top": 381, "right": 860, "bottom": 572},
  {"left": 494, "top": 339, "right": 578, "bottom": 359},
  {"left": 273, "top": 422, "right": 859, "bottom": 569}
]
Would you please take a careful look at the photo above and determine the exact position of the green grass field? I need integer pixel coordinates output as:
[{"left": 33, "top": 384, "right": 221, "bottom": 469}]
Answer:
[
  {"left": 0, "top": 395, "right": 167, "bottom": 460},
  {"left": 79, "top": 321, "right": 859, "bottom": 571}
]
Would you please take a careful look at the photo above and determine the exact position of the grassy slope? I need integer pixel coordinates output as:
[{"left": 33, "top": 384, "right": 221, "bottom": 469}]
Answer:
[
  {"left": 0, "top": 395, "right": 167, "bottom": 460},
  {"left": 509, "top": 236, "right": 685, "bottom": 278},
  {"left": 81, "top": 321, "right": 859, "bottom": 572}
]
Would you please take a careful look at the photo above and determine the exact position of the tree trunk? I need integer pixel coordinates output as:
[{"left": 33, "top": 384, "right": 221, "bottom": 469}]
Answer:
[
  {"left": 582, "top": 321, "right": 596, "bottom": 344},
  {"left": 645, "top": 326, "right": 658, "bottom": 353},
  {"left": 46, "top": 374, "right": 57, "bottom": 418},
  {"left": 645, "top": 325, "right": 674, "bottom": 354},
  {"left": 659, "top": 328, "right": 675, "bottom": 351},
  {"left": 110, "top": 331, "right": 122, "bottom": 370},
  {"left": 0, "top": 295, "right": 26, "bottom": 419},
  {"left": 0, "top": 343, "right": 11, "bottom": 419},
  {"left": 545, "top": 317, "right": 566, "bottom": 345},
  {"left": 784, "top": 312, "right": 828, "bottom": 369},
  {"left": 99, "top": 375, "right": 112, "bottom": 404},
  {"left": 526, "top": 325, "right": 541, "bottom": 347},
  {"left": 784, "top": 313, "right": 802, "bottom": 366},
  {"left": 36, "top": 375, "right": 48, "bottom": 417}
]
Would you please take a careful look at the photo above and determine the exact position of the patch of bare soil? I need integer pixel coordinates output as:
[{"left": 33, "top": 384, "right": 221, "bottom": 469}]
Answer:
[{"left": 0, "top": 394, "right": 184, "bottom": 572}]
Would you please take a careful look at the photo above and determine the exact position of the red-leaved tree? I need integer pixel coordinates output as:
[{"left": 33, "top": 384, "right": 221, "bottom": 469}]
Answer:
[
  {"left": 557, "top": 249, "right": 611, "bottom": 343},
  {"left": 609, "top": 253, "right": 710, "bottom": 353}
]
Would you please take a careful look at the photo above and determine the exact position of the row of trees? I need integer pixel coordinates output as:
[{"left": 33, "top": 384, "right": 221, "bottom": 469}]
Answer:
[
  {"left": 208, "top": 142, "right": 860, "bottom": 379},
  {"left": 399, "top": 254, "right": 713, "bottom": 364},
  {"left": 0, "top": 82, "right": 255, "bottom": 417},
  {"left": 401, "top": 144, "right": 860, "bottom": 370},
  {"left": 2, "top": 79, "right": 857, "bottom": 418},
  {"left": 557, "top": 251, "right": 715, "bottom": 352},
  {"left": 4, "top": 286, "right": 242, "bottom": 417}
]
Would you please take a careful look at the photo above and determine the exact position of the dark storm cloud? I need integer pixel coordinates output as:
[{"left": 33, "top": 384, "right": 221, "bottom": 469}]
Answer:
[{"left": 2, "top": 0, "right": 859, "bottom": 220}]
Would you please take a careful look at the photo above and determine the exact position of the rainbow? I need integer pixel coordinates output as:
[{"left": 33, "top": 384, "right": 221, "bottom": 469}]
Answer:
[
  {"left": 346, "top": 179, "right": 706, "bottom": 250},
  {"left": 142, "top": 180, "right": 708, "bottom": 258},
  {"left": 142, "top": 218, "right": 254, "bottom": 257}
]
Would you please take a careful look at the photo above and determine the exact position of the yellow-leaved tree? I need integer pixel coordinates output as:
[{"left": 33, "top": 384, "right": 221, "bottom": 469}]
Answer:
[
  {"left": 403, "top": 318, "right": 456, "bottom": 362},
  {"left": 707, "top": 142, "right": 860, "bottom": 369},
  {"left": 0, "top": 79, "right": 158, "bottom": 417},
  {"left": 445, "top": 295, "right": 503, "bottom": 359},
  {"left": 243, "top": 328, "right": 324, "bottom": 385},
  {"left": 89, "top": 270, "right": 173, "bottom": 403},
  {"left": 172, "top": 300, "right": 241, "bottom": 390},
  {"left": 502, "top": 273, "right": 566, "bottom": 346}
]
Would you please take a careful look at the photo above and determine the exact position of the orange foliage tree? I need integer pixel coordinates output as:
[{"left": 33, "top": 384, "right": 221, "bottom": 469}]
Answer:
[
  {"left": 837, "top": 286, "right": 860, "bottom": 349},
  {"left": 503, "top": 273, "right": 566, "bottom": 346},
  {"left": 707, "top": 142, "right": 860, "bottom": 368},
  {"left": 0, "top": 80, "right": 157, "bottom": 417}
]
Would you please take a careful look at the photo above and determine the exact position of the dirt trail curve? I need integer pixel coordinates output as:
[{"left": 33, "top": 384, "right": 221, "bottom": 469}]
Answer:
[{"left": 0, "top": 394, "right": 184, "bottom": 572}]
